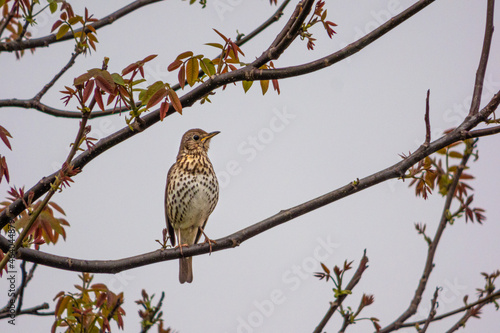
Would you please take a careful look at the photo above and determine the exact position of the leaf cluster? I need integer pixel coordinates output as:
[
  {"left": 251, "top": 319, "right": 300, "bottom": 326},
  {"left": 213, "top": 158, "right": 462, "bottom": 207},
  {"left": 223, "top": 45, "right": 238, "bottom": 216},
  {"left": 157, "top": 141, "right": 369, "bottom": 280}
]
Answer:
[
  {"left": 0, "top": 186, "right": 69, "bottom": 275},
  {"left": 136, "top": 290, "right": 171, "bottom": 333},
  {"left": 299, "top": 0, "right": 337, "bottom": 50},
  {"left": 315, "top": 260, "right": 380, "bottom": 331},
  {"left": 405, "top": 139, "right": 485, "bottom": 224},
  {"left": 52, "top": 273, "right": 125, "bottom": 333},
  {"left": 51, "top": 6, "right": 98, "bottom": 53},
  {"left": 63, "top": 55, "right": 183, "bottom": 126},
  {"left": 0, "top": 125, "right": 12, "bottom": 184}
]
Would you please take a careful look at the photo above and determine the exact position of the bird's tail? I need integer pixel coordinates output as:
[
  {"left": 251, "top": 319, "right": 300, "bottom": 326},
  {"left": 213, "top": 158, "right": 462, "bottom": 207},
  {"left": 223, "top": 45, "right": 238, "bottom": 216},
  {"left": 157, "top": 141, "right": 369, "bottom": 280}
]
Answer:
[{"left": 179, "top": 257, "right": 193, "bottom": 283}]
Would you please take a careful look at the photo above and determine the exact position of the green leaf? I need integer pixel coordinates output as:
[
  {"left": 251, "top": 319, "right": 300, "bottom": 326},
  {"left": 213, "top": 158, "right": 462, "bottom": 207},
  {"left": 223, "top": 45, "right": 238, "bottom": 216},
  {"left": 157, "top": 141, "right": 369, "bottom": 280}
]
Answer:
[
  {"left": 142, "top": 81, "right": 166, "bottom": 105},
  {"left": 449, "top": 151, "right": 463, "bottom": 159},
  {"left": 205, "top": 42, "right": 224, "bottom": 49},
  {"left": 200, "top": 58, "right": 215, "bottom": 76},
  {"left": 260, "top": 80, "right": 269, "bottom": 95},
  {"left": 111, "top": 73, "right": 125, "bottom": 86},
  {"left": 68, "top": 16, "right": 83, "bottom": 26},
  {"left": 242, "top": 80, "right": 253, "bottom": 93},
  {"left": 49, "top": 2, "right": 58, "bottom": 13},
  {"left": 74, "top": 72, "right": 93, "bottom": 86},
  {"left": 56, "top": 24, "right": 70, "bottom": 40},
  {"left": 186, "top": 58, "right": 199, "bottom": 87},
  {"left": 131, "top": 78, "right": 147, "bottom": 87}
]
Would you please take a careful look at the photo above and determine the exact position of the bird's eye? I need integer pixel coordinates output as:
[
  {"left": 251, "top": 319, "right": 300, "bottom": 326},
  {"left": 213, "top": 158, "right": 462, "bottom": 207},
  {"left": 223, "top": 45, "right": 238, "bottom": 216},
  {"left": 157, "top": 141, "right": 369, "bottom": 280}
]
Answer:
[{"left": 193, "top": 135, "right": 200, "bottom": 141}]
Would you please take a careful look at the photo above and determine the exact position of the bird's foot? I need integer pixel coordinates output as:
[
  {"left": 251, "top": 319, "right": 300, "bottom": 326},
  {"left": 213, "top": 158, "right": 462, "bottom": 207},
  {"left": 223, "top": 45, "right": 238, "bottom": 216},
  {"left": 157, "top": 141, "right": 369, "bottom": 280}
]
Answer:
[
  {"left": 175, "top": 243, "right": 189, "bottom": 256},
  {"left": 203, "top": 237, "right": 217, "bottom": 254},
  {"left": 199, "top": 227, "right": 216, "bottom": 254}
]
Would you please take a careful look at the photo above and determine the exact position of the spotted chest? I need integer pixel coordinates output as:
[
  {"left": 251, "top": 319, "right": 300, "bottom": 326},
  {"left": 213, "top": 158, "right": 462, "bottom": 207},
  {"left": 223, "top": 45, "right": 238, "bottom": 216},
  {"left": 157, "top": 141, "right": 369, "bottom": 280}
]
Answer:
[{"left": 166, "top": 155, "right": 219, "bottom": 230}]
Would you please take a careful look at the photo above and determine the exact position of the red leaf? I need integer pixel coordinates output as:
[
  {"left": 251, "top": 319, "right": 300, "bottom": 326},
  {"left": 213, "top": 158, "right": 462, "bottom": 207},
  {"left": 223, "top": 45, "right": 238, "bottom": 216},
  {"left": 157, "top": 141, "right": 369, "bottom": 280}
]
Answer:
[
  {"left": 168, "top": 59, "right": 183, "bottom": 72},
  {"left": 146, "top": 88, "right": 167, "bottom": 109},
  {"left": 159, "top": 101, "right": 168, "bottom": 121},
  {"left": 122, "top": 63, "right": 138, "bottom": 76},
  {"left": 213, "top": 28, "right": 229, "bottom": 43},
  {"left": 178, "top": 63, "right": 186, "bottom": 89},
  {"left": 0, "top": 125, "right": 12, "bottom": 150},
  {"left": 94, "top": 87, "right": 105, "bottom": 111},
  {"left": 168, "top": 89, "right": 182, "bottom": 115},
  {"left": 272, "top": 79, "right": 280, "bottom": 94},
  {"left": 82, "top": 80, "right": 94, "bottom": 103},
  {"left": 51, "top": 20, "right": 63, "bottom": 33},
  {"left": 142, "top": 54, "right": 158, "bottom": 63}
]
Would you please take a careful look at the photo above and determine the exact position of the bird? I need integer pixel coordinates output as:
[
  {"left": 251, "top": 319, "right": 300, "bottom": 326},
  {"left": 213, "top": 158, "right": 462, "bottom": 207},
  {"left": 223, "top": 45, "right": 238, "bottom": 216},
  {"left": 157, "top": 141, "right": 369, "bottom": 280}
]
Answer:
[{"left": 165, "top": 128, "right": 220, "bottom": 283}]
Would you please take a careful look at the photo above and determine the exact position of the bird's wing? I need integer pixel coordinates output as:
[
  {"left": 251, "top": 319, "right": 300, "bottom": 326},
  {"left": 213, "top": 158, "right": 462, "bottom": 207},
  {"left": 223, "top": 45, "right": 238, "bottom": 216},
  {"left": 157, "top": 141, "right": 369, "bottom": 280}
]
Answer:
[{"left": 165, "top": 169, "right": 176, "bottom": 247}]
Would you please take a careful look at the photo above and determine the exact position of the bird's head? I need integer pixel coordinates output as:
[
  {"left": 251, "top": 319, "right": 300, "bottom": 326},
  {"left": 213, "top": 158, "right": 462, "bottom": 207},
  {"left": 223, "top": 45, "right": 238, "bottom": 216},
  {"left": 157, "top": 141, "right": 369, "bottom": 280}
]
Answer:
[{"left": 177, "top": 128, "right": 220, "bottom": 157}]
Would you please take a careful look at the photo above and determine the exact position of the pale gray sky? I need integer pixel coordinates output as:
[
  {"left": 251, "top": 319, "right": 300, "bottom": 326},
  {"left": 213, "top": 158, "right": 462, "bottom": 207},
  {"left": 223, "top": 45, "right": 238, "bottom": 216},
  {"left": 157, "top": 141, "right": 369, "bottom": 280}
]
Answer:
[{"left": 1, "top": 0, "right": 500, "bottom": 332}]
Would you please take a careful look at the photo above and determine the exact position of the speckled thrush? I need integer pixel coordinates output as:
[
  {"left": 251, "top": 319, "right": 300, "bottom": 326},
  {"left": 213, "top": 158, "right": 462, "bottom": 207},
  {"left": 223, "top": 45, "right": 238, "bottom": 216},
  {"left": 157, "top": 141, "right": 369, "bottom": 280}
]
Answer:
[{"left": 165, "top": 129, "right": 220, "bottom": 283}]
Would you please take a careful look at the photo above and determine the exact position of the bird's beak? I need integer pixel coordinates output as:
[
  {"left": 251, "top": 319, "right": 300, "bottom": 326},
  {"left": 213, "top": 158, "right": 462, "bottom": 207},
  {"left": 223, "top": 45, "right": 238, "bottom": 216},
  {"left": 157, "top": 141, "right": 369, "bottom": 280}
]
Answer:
[{"left": 201, "top": 131, "right": 220, "bottom": 142}]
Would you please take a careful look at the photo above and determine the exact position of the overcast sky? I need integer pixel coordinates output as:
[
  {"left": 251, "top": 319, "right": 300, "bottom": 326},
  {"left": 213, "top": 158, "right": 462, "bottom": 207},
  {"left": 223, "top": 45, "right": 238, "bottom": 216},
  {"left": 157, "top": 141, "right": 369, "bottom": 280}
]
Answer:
[{"left": 1, "top": 0, "right": 500, "bottom": 332}]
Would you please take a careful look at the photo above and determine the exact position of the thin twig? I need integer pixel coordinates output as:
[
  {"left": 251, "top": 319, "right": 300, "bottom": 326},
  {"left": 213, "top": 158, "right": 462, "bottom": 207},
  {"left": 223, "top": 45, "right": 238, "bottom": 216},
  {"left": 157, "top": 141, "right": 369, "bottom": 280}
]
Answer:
[
  {"left": 424, "top": 89, "right": 431, "bottom": 147},
  {"left": 401, "top": 288, "right": 500, "bottom": 328},
  {"left": 467, "top": 124, "right": 500, "bottom": 138},
  {"left": 313, "top": 250, "right": 369, "bottom": 333},
  {"left": 379, "top": 143, "right": 475, "bottom": 333},
  {"left": 469, "top": 0, "right": 495, "bottom": 115},
  {"left": 0, "top": 303, "right": 52, "bottom": 319},
  {"left": 34, "top": 50, "right": 83, "bottom": 101},
  {"left": 418, "top": 287, "right": 440, "bottom": 333},
  {"left": 0, "top": 1, "right": 18, "bottom": 38},
  {"left": 0, "top": 98, "right": 121, "bottom": 118},
  {"left": 445, "top": 305, "right": 482, "bottom": 333}
]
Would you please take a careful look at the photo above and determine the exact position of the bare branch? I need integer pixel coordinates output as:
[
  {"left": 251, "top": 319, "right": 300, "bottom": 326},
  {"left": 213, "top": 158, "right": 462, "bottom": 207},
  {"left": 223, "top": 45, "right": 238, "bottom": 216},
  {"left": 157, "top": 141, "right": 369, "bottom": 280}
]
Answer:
[
  {"left": 253, "top": 0, "right": 315, "bottom": 67},
  {"left": 243, "top": 0, "right": 436, "bottom": 81},
  {"left": 379, "top": 140, "right": 475, "bottom": 333},
  {"left": 401, "top": 288, "right": 500, "bottom": 328},
  {"left": 0, "top": 303, "right": 52, "bottom": 319},
  {"left": 34, "top": 50, "right": 82, "bottom": 101},
  {"left": 469, "top": 0, "right": 495, "bottom": 115},
  {"left": 313, "top": 251, "right": 369, "bottom": 333},
  {"left": 419, "top": 287, "right": 440, "bottom": 333},
  {"left": 0, "top": 98, "right": 118, "bottom": 118},
  {"left": 424, "top": 89, "right": 431, "bottom": 147},
  {"left": 467, "top": 125, "right": 500, "bottom": 138}
]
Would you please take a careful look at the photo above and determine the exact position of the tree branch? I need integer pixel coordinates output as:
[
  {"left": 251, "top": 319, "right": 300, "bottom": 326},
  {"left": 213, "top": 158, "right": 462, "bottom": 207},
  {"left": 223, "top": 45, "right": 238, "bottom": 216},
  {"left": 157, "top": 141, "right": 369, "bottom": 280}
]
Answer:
[
  {"left": 313, "top": 251, "right": 369, "bottom": 333},
  {"left": 242, "top": 0, "right": 436, "bottom": 81},
  {"left": 0, "top": 89, "right": 499, "bottom": 272},
  {"left": 0, "top": 1, "right": 291, "bottom": 118},
  {"left": 0, "top": 303, "right": 52, "bottom": 319},
  {"left": 0, "top": 0, "right": 440, "bottom": 228},
  {"left": 467, "top": 125, "right": 500, "bottom": 138},
  {"left": 401, "top": 288, "right": 500, "bottom": 328},
  {"left": 418, "top": 287, "right": 440, "bottom": 333},
  {"left": 469, "top": 0, "right": 495, "bottom": 116},
  {"left": 424, "top": 89, "right": 431, "bottom": 147},
  {"left": 379, "top": 140, "right": 475, "bottom": 333},
  {"left": 0, "top": 0, "right": 165, "bottom": 52},
  {"left": 33, "top": 50, "right": 82, "bottom": 101}
]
